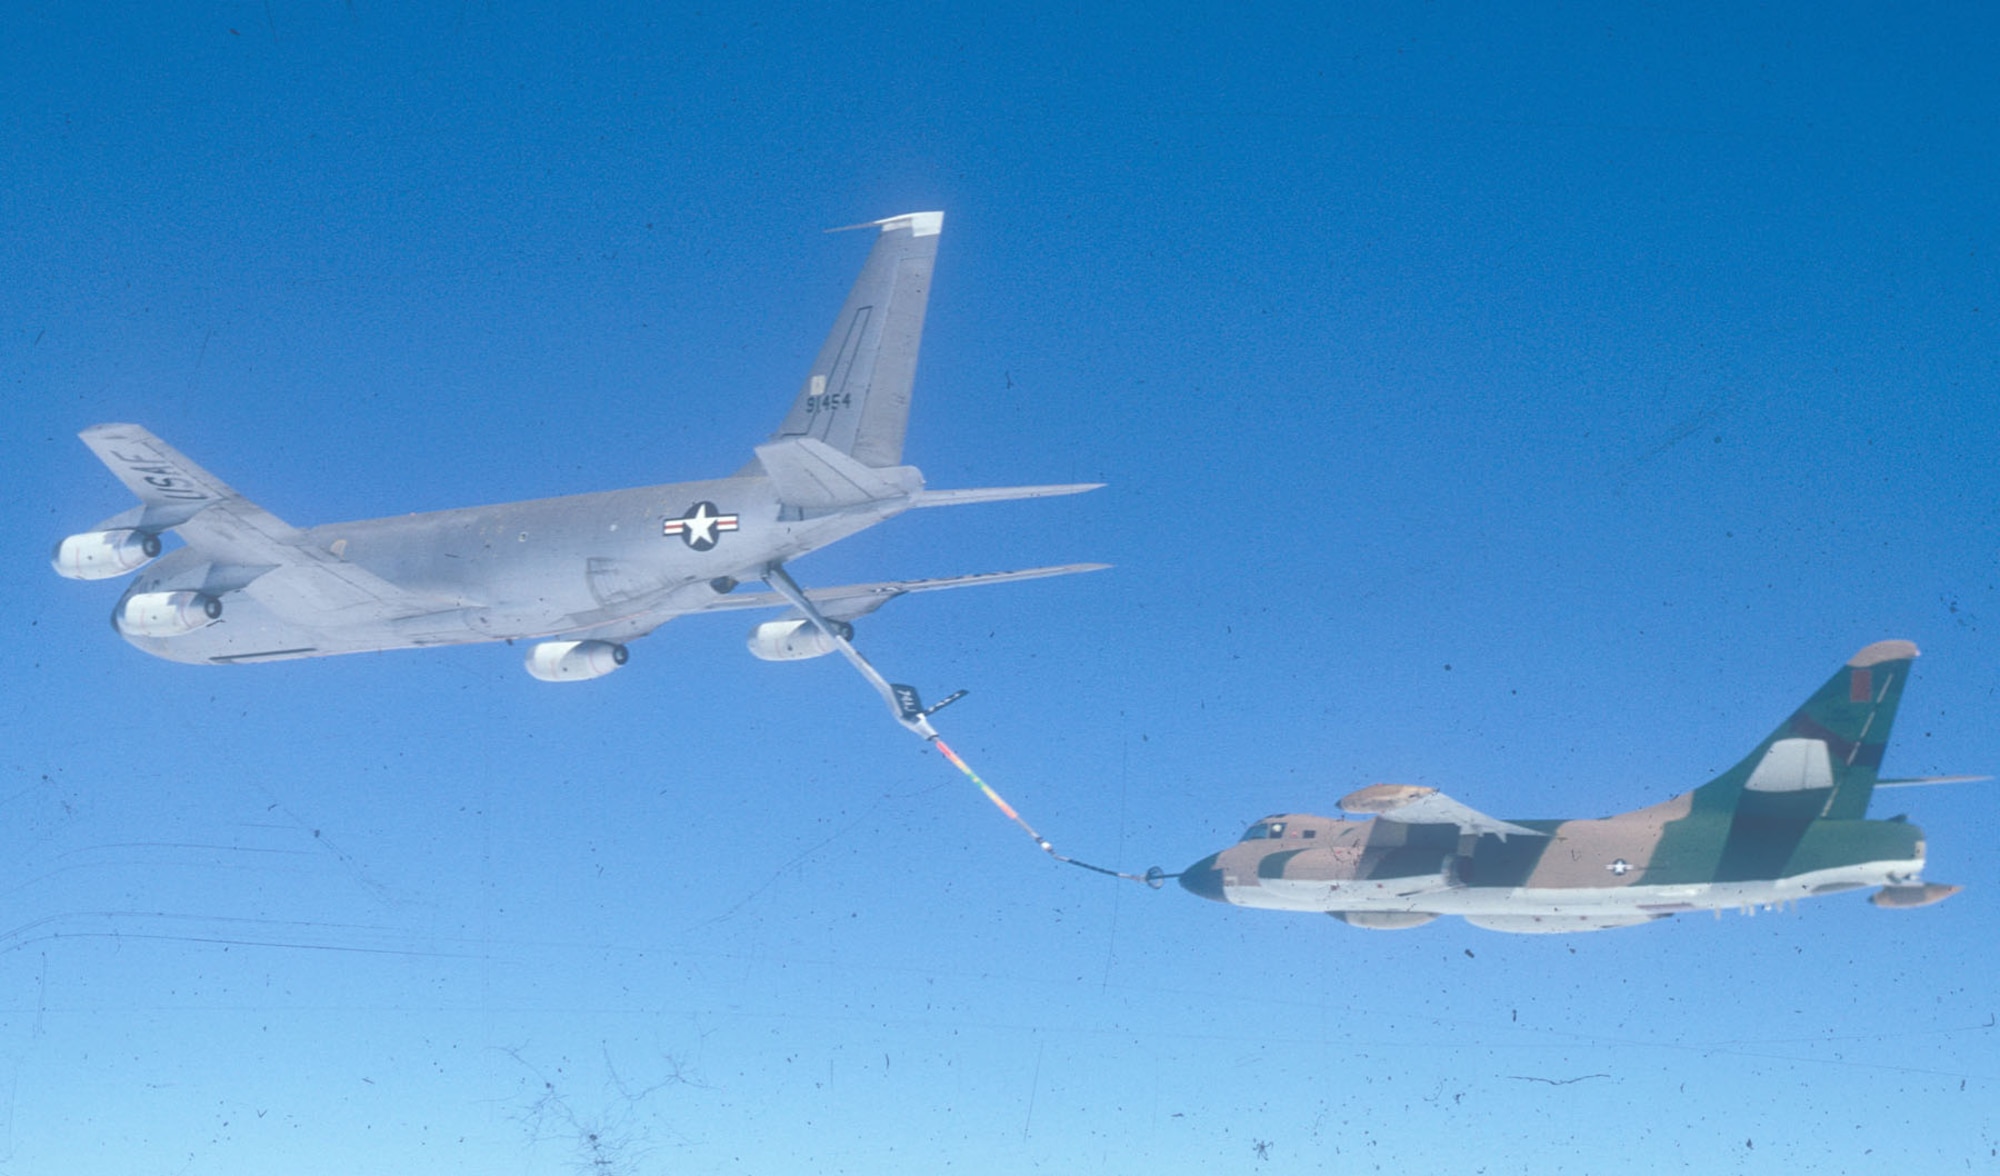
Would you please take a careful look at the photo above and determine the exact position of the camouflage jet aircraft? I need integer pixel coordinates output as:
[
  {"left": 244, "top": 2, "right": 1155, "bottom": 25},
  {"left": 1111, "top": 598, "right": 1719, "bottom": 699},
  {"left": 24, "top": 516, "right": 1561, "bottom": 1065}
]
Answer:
[
  {"left": 53, "top": 211, "right": 1105, "bottom": 680},
  {"left": 1179, "top": 641, "right": 1968, "bottom": 932}
]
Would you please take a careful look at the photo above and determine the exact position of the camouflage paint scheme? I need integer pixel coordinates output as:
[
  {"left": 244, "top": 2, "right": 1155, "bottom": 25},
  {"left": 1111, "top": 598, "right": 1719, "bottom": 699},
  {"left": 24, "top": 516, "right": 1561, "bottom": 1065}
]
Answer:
[{"left": 1180, "top": 642, "right": 1964, "bottom": 933}]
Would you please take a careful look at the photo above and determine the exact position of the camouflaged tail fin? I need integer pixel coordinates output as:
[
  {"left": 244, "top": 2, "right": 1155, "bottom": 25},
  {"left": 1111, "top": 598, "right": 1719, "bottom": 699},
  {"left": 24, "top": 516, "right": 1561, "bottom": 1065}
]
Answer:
[{"left": 1693, "top": 640, "right": 1918, "bottom": 820}]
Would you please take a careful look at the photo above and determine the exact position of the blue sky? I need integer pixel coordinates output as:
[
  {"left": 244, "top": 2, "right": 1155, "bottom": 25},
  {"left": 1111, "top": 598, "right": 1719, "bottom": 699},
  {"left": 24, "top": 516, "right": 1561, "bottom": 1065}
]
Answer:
[{"left": 6, "top": 3, "right": 1999, "bottom": 1172}]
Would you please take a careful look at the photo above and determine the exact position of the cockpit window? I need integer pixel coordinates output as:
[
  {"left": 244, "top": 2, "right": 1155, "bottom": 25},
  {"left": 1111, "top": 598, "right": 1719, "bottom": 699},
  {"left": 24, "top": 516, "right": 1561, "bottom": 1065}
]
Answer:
[{"left": 1240, "top": 820, "right": 1287, "bottom": 841}]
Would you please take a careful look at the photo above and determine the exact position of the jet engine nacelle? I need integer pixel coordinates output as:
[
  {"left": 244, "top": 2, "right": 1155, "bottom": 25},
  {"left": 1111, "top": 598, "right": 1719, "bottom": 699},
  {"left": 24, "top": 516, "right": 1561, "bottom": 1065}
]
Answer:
[
  {"left": 525, "top": 639, "right": 629, "bottom": 682},
  {"left": 116, "top": 590, "right": 222, "bottom": 637},
  {"left": 53, "top": 530, "right": 162, "bottom": 580},
  {"left": 746, "top": 618, "right": 853, "bottom": 662}
]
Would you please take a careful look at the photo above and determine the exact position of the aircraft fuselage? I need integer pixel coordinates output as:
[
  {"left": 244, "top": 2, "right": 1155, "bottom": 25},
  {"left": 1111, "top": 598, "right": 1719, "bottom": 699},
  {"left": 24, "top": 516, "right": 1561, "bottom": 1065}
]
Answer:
[
  {"left": 1175, "top": 641, "right": 1963, "bottom": 933},
  {"left": 1179, "top": 807, "right": 1934, "bottom": 933},
  {"left": 114, "top": 474, "right": 908, "bottom": 663}
]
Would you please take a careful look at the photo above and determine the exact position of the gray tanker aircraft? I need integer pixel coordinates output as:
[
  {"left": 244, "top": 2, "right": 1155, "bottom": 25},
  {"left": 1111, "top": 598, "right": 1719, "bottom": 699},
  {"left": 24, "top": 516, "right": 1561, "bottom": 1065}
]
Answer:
[
  {"left": 54, "top": 211, "right": 1105, "bottom": 680},
  {"left": 1179, "top": 641, "right": 1971, "bottom": 932}
]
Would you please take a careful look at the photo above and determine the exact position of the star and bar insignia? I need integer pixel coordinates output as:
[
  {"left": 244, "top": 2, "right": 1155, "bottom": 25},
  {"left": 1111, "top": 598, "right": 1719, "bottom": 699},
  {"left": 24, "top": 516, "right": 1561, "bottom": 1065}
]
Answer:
[{"left": 662, "top": 501, "right": 739, "bottom": 551}]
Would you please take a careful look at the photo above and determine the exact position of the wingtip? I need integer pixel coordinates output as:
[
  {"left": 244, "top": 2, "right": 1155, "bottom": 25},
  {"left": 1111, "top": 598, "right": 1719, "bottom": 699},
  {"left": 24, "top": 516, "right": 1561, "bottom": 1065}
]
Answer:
[
  {"left": 1338, "top": 783, "right": 1437, "bottom": 815},
  {"left": 826, "top": 210, "right": 944, "bottom": 237},
  {"left": 876, "top": 210, "right": 943, "bottom": 237}
]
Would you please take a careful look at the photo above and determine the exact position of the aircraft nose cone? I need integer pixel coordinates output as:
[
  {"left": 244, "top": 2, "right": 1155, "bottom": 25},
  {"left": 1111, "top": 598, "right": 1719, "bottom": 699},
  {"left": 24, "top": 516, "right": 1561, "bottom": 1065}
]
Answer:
[{"left": 1178, "top": 853, "right": 1227, "bottom": 901}]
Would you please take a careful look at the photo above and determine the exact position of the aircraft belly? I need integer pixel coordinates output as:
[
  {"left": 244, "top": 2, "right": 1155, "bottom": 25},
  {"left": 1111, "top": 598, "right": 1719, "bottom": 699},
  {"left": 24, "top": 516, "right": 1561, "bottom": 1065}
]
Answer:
[
  {"left": 1249, "top": 872, "right": 1457, "bottom": 911},
  {"left": 1219, "top": 883, "right": 1338, "bottom": 912},
  {"left": 1250, "top": 859, "right": 1921, "bottom": 922}
]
